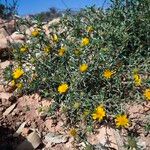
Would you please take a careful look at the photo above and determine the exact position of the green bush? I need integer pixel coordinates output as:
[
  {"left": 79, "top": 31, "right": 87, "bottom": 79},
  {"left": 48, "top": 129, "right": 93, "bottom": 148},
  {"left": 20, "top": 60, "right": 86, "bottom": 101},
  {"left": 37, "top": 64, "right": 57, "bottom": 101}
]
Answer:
[
  {"left": 31, "top": 7, "right": 62, "bottom": 22},
  {"left": 0, "top": 0, "right": 17, "bottom": 19},
  {"left": 4, "top": 0, "right": 150, "bottom": 127}
]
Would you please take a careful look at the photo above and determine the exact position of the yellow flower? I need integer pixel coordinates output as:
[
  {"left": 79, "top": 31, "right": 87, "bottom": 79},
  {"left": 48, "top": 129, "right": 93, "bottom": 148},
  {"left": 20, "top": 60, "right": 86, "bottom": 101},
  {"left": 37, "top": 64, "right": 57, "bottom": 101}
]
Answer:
[
  {"left": 16, "top": 82, "right": 23, "bottom": 89},
  {"left": 58, "top": 47, "right": 66, "bottom": 56},
  {"left": 87, "top": 26, "right": 94, "bottom": 33},
  {"left": 92, "top": 105, "right": 106, "bottom": 121},
  {"left": 31, "top": 28, "right": 40, "bottom": 37},
  {"left": 58, "top": 83, "right": 69, "bottom": 94},
  {"left": 79, "top": 64, "right": 88, "bottom": 72},
  {"left": 144, "top": 89, "right": 150, "bottom": 101},
  {"left": 69, "top": 128, "right": 77, "bottom": 137},
  {"left": 12, "top": 68, "right": 24, "bottom": 79},
  {"left": 44, "top": 46, "right": 51, "bottom": 53},
  {"left": 103, "top": 69, "right": 114, "bottom": 79},
  {"left": 115, "top": 114, "right": 129, "bottom": 128},
  {"left": 133, "top": 74, "right": 141, "bottom": 86},
  {"left": 52, "top": 34, "right": 58, "bottom": 42},
  {"left": 20, "top": 45, "right": 28, "bottom": 52},
  {"left": 81, "top": 37, "right": 90, "bottom": 46}
]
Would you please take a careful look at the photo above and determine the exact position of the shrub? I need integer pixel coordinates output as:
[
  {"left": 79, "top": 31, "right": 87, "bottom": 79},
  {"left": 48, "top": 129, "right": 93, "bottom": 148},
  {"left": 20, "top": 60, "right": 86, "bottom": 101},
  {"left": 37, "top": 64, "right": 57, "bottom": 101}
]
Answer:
[
  {"left": 0, "top": 0, "right": 17, "bottom": 19},
  {"left": 4, "top": 0, "right": 150, "bottom": 128},
  {"left": 31, "top": 7, "right": 62, "bottom": 22}
]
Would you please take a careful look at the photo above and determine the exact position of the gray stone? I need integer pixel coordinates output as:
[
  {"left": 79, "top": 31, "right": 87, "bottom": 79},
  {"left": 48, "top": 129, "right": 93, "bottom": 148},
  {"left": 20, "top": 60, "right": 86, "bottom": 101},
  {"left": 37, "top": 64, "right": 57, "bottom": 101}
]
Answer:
[
  {"left": 3, "top": 103, "right": 16, "bottom": 116},
  {"left": 44, "top": 132, "right": 68, "bottom": 144},
  {"left": 13, "top": 122, "right": 26, "bottom": 137}
]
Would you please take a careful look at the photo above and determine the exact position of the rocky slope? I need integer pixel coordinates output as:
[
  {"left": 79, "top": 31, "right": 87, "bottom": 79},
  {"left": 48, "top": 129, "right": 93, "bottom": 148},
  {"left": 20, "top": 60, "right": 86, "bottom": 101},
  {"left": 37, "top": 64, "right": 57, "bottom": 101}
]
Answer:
[{"left": 0, "top": 17, "right": 60, "bottom": 53}]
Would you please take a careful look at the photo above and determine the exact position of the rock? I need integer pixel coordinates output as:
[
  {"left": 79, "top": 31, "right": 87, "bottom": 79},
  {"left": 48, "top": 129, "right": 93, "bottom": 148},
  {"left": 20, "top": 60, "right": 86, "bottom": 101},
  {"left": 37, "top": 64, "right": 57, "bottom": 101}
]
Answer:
[
  {"left": 44, "top": 132, "right": 68, "bottom": 144},
  {"left": 2, "top": 99, "right": 11, "bottom": 108},
  {"left": 112, "top": 129, "right": 124, "bottom": 150},
  {"left": 42, "top": 132, "right": 47, "bottom": 136},
  {"left": 13, "top": 122, "right": 26, "bottom": 137},
  {"left": 45, "top": 119, "right": 63, "bottom": 133},
  {"left": 0, "top": 28, "right": 9, "bottom": 39},
  {"left": 0, "top": 107, "right": 4, "bottom": 112},
  {"left": 43, "top": 24, "right": 51, "bottom": 36},
  {"left": 0, "top": 19, "right": 16, "bottom": 51},
  {"left": 0, "top": 19, "right": 16, "bottom": 33},
  {"left": 94, "top": 144, "right": 108, "bottom": 150},
  {"left": 17, "top": 94, "right": 41, "bottom": 121},
  {"left": 137, "top": 139, "right": 147, "bottom": 150},
  {"left": 39, "top": 112, "right": 47, "bottom": 120},
  {"left": 0, "top": 111, "right": 2, "bottom": 116},
  {"left": 20, "top": 111, "right": 25, "bottom": 116},
  {"left": 0, "top": 38, "right": 8, "bottom": 50},
  {"left": 7, "top": 32, "right": 25, "bottom": 44},
  {"left": 25, "top": 27, "right": 34, "bottom": 36},
  {"left": 41, "top": 99, "right": 51, "bottom": 107},
  {"left": 31, "top": 122, "right": 37, "bottom": 128},
  {"left": 87, "top": 126, "right": 119, "bottom": 150},
  {"left": 63, "top": 137, "right": 74, "bottom": 150},
  {"left": 10, "top": 32, "right": 25, "bottom": 40},
  {"left": 31, "top": 93, "right": 41, "bottom": 101},
  {"left": 0, "top": 60, "right": 10, "bottom": 69},
  {"left": 48, "top": 18, "right": 60, "bottom": 26},
  {"left": 3, "top": 103, "right": 17, "bottom": 116},
  {"left": 0, "top": 84, "right": 5, "bottom": 92},
  {"left": 78, "top": 142, "right": 86, "bottom": 149},
  {"left": 22, "top": 127, "right": 30, "bottom": 136},
  {"left": 11, "top": 111, "right": 16, "bottom": 116},
  {"left": 0, "top": 92, "right": 12, "bottom": 101},
  {"left": 0, "top": 92, "right": 12, "bottom": 108},
  {"left": 16, "top": 121, "right": 21, "bottom": 126},
  {"left": 0, "top": 18, "right": 4, "bottom": 24},
  {"left": 36, "top": 99, "right": 51, "bottom": 118},
  {"left": 17, "top": 131, "right": 41, "bottom": 150},
  {"left": 19, "top": 25, "right": 28, "bottom": 33}
]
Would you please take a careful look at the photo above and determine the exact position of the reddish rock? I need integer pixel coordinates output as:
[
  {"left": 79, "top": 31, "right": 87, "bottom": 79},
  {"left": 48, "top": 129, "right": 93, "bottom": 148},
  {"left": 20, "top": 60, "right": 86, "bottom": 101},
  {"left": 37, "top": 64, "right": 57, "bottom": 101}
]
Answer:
[
  {"left": 48, "top": 18, "right": 60, "bottom": 26},
  {"left": 0, "top": 19, "right": 16, "bottom": 33},
  {"left": 0, "top": 28, "right": 9, "bottom": 39},
  {"left": 0, "top": 19, "right": 16, "bottom": 51},
  {"left": 0, "top": 92, "right": 12, "bottom": 100},
  {"left": 0, "top": 84, "right": 5, "bottom": 92},
  {"left": 3, "top": 103, "right": 17, "bottom": 116},
  {"left": 0, "top": 38, "right": 8, "bottom": 50},
  {"left": 22, "top": 127, "right": 30, "bottom": 136},
  {"left": 17, "top": 94, "right": 41, "bottom": 121},
  {"left": 45, "top": 118, "right": 64, "bottom": 133},
  {"left": 10, "top": 32, "right": 25, "bottom": 40},
  {"left": 87, "top": 126, "right": 119, "bottom": 150},
  {"left": 25, "top": 27, "right": 34, "bottom": 36},
  {"left": 0, "top": 60, "right": 10, "bottom": 69},
  {"left": 41, "top": 99, "right": 51, "bottom": 107}
]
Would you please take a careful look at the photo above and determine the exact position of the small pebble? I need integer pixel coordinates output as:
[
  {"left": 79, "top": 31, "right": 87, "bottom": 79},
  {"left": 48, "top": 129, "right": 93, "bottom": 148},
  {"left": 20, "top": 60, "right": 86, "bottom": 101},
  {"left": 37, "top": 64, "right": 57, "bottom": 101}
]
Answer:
[
  {"left": 16, "top": 122, "right": 21, "bottom": 127},
  {"left": 11, "top": 112, "right": 16, "bottom": 116},
  {"left": 0, "top": 107, "right": 4, "bottom": 112}
]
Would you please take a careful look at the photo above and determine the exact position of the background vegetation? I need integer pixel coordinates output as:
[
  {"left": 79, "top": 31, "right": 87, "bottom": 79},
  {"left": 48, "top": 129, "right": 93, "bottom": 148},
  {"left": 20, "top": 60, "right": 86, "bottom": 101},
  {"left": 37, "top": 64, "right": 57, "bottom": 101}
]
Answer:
[{"left": 0, "top": 0, "right": 18, "bottom": 19}]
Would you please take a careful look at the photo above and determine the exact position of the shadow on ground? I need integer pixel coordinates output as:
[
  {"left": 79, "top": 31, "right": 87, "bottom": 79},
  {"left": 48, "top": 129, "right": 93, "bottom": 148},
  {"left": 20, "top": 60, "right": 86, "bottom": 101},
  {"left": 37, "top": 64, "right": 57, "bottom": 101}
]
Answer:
[{"left": 0, "top": 125, "right": 34, "bottom": 150}]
